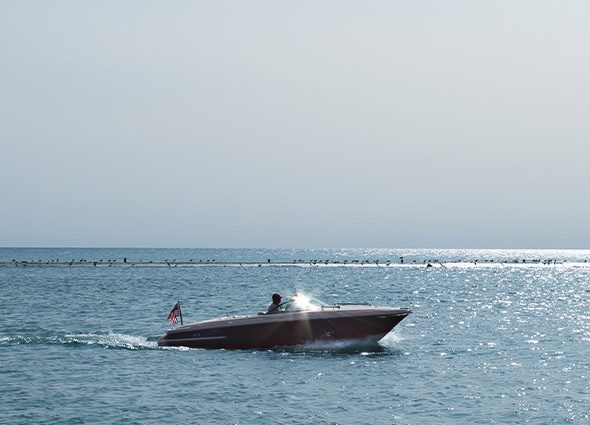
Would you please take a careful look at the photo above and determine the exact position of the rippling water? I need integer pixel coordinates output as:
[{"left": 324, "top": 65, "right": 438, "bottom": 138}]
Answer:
[{"left": 1, "top": 248, "right": 589, "bottom": 424}]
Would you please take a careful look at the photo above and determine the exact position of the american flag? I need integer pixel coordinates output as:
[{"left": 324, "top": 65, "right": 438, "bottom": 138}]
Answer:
[{"left": 167, "top": 302, "right": 181, "bottom": 324}]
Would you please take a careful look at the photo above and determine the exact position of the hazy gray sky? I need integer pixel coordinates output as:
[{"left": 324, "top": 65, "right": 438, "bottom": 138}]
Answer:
[{"left": 1, "top": 1, "right": 589, "bottom": 248}]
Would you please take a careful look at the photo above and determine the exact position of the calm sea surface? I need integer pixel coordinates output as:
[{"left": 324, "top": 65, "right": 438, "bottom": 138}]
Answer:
[{"left": 1, "top": 248, "right": 589, "bottom": 424}]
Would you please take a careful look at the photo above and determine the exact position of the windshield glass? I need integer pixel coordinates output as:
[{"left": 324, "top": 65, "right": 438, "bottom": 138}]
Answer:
[{"left": 280, "top": 293, "right": 327, "bottom": 312}]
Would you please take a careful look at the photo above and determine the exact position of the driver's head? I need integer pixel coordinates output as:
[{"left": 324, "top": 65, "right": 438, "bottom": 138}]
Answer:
[{"left": 272, "top": 293, "right": 282, "bottom": 304}]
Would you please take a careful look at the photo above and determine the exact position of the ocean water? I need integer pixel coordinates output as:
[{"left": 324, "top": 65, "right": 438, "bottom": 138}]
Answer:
[{"left": 1, "top": 248, "right": 589, "bottom": 424}]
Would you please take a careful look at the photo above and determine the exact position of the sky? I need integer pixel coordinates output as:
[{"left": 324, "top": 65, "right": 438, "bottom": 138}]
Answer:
[{"left": 1, "top": 1, "right": 589, "bottom": 248}]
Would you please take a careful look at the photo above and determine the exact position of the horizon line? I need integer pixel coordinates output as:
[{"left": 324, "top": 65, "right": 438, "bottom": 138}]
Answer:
[{"left": 1, "top": 246, "right": 589, "bottom": 251}]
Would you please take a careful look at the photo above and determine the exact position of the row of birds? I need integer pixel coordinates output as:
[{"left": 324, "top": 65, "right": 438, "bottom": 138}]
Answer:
[{"left": 7, "top": 257, "right": 585, "bottom": 266}]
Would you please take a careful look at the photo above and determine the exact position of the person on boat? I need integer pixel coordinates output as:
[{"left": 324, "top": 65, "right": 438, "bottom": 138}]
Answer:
[{"left": 267, "top": 293, "right": 282, "bottom": 314}]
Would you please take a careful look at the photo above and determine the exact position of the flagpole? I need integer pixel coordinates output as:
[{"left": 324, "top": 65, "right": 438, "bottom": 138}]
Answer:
[{"left": 178, "top": 300, "right": 183, "bottom": 325}]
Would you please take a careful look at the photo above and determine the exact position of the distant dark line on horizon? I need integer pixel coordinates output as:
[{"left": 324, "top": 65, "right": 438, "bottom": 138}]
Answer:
[{"left": 0, "top": 246, "right": 589, "bottom": 250}]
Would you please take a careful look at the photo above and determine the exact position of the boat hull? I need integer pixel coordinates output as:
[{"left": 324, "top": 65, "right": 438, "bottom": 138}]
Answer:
[{"left": 158, "top": 307, "right": 411, "bottom": 349}]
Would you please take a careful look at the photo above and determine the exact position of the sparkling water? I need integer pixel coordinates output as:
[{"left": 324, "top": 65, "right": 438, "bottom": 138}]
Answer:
[{"left": 1, "top": 248, "right": 589, "bottom": 424}]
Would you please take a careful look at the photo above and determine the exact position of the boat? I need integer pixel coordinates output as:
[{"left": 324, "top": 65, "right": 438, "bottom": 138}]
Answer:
[{"left": 157, "top": 294, "right": 411, "bottom": 349}]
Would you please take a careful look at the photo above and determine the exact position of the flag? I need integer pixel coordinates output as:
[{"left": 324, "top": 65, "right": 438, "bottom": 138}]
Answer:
[{"left": 167, "top": 302, "right": 181, "bottom": 324}]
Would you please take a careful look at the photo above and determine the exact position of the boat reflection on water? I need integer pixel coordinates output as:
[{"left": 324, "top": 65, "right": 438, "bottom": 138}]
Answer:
[{"left": 158, "top": 294, "right": 411, "bottom": 350}]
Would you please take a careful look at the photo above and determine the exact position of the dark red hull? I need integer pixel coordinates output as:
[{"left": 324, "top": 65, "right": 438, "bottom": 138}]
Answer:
[{"left": 158, "top": 307, "right": 411, "bottom": 349}]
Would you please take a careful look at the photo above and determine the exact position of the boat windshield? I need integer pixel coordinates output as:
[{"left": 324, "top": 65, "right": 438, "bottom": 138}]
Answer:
[{"left": 280, "top": 294, "right": 327, "bottom": 312}]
